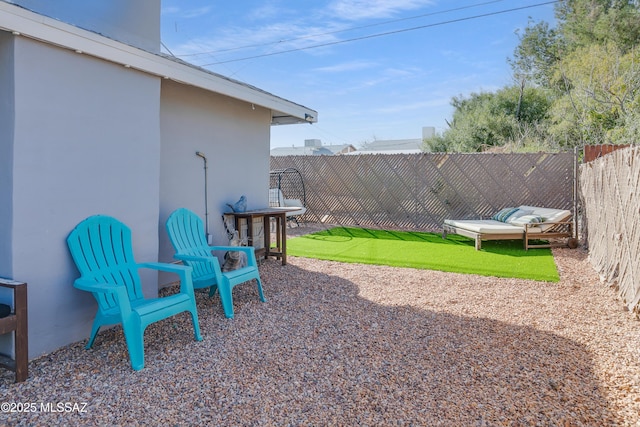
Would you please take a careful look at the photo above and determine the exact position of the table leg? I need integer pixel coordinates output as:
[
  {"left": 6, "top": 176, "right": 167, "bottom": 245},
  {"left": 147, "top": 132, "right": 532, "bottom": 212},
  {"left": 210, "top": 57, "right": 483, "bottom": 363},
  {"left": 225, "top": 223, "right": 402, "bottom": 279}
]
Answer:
[
  {"left": 247, "top": 217, "right": 254, "bottom": 248},
  {"left": 233, "top": 217, "right": 241, "bottom": 241},
  {"left": 263, "top": 215, "right": 271, "bottom": 259},
  {"left": 280, "top": 213, "right": 287, "bottom": 266}
]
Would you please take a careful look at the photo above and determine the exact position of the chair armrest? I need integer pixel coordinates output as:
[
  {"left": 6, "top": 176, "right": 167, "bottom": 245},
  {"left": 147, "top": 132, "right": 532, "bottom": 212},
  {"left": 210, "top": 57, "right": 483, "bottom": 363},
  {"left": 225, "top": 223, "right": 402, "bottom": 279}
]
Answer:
[
  {"left": 74, "top": 278, "right": 133, "bottom": 315},
  {"left": 138, "top": 262, "right": 192, "bottom": 275},
  {"left": 209, "top": 246, "right": 259, "bottom": 267},
  {"left": 74, "top": 278, "right": 122, "bottom": 294},
  {"left": 174, "top": 254, "right": 210, "bottom": 263},
  {"left": 209, "top": 245, "right": 253, "bottom": 253},
  {"left": 138, "top": 262, "right": 196, "bottom": 295}
]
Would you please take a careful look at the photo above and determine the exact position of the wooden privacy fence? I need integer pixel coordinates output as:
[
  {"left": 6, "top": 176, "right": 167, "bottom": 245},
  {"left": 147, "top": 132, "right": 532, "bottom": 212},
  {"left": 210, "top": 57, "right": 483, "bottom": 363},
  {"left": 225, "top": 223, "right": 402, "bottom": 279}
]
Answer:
[
  {"left": 271, "top": 152, "right": 575, "bottom": 232},
  {"left": 579, "top": 146, "right": 640, "bottom": 313}
]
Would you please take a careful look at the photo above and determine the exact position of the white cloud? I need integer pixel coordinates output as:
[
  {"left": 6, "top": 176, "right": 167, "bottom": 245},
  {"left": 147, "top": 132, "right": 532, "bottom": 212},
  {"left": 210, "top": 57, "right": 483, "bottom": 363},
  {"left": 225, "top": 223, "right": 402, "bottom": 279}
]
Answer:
[
  {"left": 172, "top": 21, "right": 344, "bottom": 61},
  {"left": 327, "top": 0, "right": 435, "bottom": 21},
  {"left": 161, "top": 6, "right": 213, "bottom": 19},
  {"left": 314, "top": 60, "right": 378, "bottom": 73},
  {"left": 246, "top": 3, "right": 294, "bottom": 22},
  {"left": 161, "top": 6, "right": 180, "bottom": 15},
  {"left": 181, "top": 6, "right": 213, "bottom": 19}
]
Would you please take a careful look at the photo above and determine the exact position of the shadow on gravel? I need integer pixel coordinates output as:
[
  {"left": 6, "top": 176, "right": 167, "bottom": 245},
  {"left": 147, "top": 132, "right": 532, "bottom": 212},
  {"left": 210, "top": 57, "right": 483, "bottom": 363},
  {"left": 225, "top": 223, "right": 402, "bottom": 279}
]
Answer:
[{"left": 0, "top": 259, "right": 613, "bottom": 426}]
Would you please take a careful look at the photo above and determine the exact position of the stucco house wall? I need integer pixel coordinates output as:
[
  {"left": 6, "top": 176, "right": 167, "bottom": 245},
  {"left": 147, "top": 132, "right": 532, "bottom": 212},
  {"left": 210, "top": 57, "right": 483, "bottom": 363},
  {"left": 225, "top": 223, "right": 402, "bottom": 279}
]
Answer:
[
  {"left": 0, "top": 34, "right": 163, "bottom": 357},
  {"left": 158, "top": 80, "right": 272, "bottom": 266},
  {"left": 0, "top": 31, "right": 14, "bottom": 279},
  {"left": 0, "top": 0, "right": 316, "bottom": 363}
]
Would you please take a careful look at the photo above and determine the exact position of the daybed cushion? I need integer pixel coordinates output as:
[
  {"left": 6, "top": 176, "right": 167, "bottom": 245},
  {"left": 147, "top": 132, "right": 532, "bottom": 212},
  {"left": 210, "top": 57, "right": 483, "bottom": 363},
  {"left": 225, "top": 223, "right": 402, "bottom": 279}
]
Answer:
[
  {"left": 444, "top": 205, "right": 572, "bottom": 235},
  {"left": 517, "top": 205, "right": 571, "bottom": 231}
]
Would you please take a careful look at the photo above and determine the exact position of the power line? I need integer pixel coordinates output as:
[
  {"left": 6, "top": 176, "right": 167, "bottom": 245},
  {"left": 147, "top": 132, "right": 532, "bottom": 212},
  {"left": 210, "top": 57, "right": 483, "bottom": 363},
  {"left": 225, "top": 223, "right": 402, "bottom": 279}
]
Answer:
[
  {"left": 200, "top": 1, "right": 559, "bottom": 66},
  {"left": 179, "top": 0, "right": 509, "bottom": 58}
]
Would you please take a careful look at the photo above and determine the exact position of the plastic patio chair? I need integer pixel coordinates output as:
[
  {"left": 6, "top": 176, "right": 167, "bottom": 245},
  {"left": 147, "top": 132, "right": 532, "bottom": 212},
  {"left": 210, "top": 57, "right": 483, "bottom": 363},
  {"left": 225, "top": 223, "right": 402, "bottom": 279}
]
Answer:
[
  {"left": 165, "top": 208, "right": 265, "bottom": 319},
  {"left": 67, "top": 215, "right": 202, "bottom": 371}
]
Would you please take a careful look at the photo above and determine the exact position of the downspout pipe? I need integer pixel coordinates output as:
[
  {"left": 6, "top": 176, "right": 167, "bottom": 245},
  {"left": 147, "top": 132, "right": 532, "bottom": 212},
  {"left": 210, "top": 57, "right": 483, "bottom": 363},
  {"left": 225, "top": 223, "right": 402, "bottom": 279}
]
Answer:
[{"left": 195, "top": 151, "right": 209, "bottom": 239}]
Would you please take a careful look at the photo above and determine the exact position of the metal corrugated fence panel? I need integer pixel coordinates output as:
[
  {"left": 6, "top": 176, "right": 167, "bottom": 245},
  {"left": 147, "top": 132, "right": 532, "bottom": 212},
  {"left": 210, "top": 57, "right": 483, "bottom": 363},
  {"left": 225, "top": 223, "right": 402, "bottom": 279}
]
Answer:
[
  {"left": 583, "top": 144, "right": 630, "bottom": 162},
  {"left": 271, "top": 152, "right": 574, "bottom": 231}
]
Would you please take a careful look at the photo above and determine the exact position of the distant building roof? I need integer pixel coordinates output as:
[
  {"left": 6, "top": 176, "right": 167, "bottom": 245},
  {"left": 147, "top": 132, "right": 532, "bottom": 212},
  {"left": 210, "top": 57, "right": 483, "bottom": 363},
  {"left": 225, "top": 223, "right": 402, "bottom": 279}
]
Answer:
[
  {"left": 270, "top": 146, "right": 334, "bottom": 156},
  {"left": 354, "top": 138, "right": 424, "bottom": 154},
  {"left": 271, "top": 143, "right": 356, "bottom": 156},
  {"left": 323, "top": 144, "right": 357, "bottom": 154}
]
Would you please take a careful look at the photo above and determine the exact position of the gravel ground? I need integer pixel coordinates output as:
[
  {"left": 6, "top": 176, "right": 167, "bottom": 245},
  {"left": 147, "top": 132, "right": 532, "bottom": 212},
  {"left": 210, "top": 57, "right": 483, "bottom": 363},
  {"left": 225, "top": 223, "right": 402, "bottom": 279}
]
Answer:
[{"left": 1, "top": 225, "right": 639, "bottom": 426}]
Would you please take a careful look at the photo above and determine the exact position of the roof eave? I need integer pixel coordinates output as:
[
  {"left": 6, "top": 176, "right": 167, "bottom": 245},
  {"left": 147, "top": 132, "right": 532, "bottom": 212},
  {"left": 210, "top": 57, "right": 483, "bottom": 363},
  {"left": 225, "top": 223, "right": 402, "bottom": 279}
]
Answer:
[{"left": 0, "top": 2, "right": 318, "bottom": 125}]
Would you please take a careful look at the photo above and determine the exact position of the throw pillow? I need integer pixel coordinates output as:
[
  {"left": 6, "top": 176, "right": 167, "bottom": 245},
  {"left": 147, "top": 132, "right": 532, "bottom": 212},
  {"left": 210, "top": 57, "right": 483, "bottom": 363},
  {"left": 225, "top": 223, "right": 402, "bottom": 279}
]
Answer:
[
  {"left": 491, "top": 207, "right": 519, "bottom": 222},
  {"left": 507, "top": 209, "right": 533, "bottom": 223},
  {"left": 510, "top": 214, "right": 544, "bottom": 226}
]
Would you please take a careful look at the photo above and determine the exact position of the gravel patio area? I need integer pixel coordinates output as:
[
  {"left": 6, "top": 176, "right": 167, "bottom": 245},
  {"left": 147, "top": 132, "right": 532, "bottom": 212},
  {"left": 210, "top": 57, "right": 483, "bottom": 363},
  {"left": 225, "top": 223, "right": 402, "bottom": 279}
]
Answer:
[{"left": 1, "top": 226, "right": 639, "bottom": 426}]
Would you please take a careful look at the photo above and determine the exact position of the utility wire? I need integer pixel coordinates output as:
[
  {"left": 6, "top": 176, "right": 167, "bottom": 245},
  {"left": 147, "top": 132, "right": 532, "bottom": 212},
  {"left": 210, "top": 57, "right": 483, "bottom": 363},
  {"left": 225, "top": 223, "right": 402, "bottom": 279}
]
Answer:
[
  {"left": 179, "top": 0, "right": 509, "bottom": 58},
  {"left": 161, "top": 41, "right": 176, "bottom": 57},
  {"left": 200, "top": 1, "right": 559, "bottom": 66}
]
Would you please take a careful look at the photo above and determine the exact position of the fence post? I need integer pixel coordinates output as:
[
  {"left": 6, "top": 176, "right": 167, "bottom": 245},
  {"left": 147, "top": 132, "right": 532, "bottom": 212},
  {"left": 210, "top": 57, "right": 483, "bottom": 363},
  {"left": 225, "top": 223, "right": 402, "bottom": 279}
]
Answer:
[{"left": 574, "top": 146, "right": 579, "bottom": 241}]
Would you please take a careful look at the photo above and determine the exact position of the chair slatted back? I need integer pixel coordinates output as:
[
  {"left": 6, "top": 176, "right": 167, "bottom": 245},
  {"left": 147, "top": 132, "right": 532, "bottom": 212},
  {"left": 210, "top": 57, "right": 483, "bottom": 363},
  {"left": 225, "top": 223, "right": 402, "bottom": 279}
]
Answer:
[
  {"left": 67, "top": 215, "right": 144, "bottom": 310},
  {"left": 166, "top": 208, "right": 220, "bottom": 279}
]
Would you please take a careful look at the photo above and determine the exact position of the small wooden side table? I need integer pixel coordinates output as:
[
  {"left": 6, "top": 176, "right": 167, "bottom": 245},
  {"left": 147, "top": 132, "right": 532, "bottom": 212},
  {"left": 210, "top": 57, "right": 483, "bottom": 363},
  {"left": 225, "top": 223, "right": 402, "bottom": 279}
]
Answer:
[
  {"left": 0, "top": 279, "right": 28, "bottom": 382},
  {"left": 229, "top": 207, "right": 300, "bottom": 265}
]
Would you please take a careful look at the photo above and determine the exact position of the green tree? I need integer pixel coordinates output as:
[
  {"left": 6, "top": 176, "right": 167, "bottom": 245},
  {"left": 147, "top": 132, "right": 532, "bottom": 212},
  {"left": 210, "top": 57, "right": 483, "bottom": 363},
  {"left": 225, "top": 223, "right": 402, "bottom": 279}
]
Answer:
[
  {"left": 510, "top": 20, "right": 563, "bottom": 87},
  {"left": 423, "top": 86, "right": 553, "bottom": 152},
  {"left": 508, "top": 0, "right": 640, "bottom": 147},
  {"left": 549, "top": 43, "right": 640, "bottom": 145},
  {"left": 556, "top": 0, "right": 640, "bottom": 53},
  {"left": 433, "top": 0, "right": 640, "bottom": 152}
]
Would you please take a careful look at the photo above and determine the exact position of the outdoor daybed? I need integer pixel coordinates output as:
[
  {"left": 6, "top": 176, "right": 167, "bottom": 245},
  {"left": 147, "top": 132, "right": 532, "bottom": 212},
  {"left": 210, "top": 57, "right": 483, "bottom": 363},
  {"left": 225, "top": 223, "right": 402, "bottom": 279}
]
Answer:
[{"left": 442, "top": 205, "right": 575, "bottom": 250}]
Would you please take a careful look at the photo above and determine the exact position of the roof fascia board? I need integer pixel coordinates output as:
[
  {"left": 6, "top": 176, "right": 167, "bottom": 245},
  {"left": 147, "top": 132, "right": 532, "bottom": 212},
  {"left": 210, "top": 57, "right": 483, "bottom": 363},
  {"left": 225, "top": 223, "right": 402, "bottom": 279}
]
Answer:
[{"left": 0, "top": 2, "right": 317, "bottom": 124}]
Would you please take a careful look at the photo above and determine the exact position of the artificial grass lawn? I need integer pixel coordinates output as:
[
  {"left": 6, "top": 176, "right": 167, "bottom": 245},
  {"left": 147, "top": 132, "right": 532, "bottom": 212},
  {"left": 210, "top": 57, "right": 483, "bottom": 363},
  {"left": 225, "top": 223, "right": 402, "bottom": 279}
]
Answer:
[{"left": 286, "top": 227, "right": 560, "bottom": 282}]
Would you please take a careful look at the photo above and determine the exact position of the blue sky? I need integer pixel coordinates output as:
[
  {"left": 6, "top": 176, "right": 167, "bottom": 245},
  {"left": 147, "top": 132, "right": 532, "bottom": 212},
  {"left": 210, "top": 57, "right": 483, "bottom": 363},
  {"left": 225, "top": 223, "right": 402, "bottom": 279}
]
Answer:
[{"left": 160, "top": 1, "right": 557, "bottom": 148}]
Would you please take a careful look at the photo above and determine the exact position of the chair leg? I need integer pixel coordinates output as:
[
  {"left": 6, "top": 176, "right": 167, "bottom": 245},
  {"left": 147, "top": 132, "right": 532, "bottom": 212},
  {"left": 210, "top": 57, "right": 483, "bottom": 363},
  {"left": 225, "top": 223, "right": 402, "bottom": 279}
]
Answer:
[
  {"left": 255, "top": 277, "right": 266, "bottom": 302},
  {"left": 208, "top": 285, "right": 219, "bottom": 298},
  {"left": 218, "top": 280, "right": 234, "bottom": 319},
  {"left": 121, "top": 321, "right": 145, "bottom": 371},
  {"left": 190, "top": 309, "right": 203, "bottom": 341},
  {"left": 86, "top": 322, "right": 102, "bottom": 349}
]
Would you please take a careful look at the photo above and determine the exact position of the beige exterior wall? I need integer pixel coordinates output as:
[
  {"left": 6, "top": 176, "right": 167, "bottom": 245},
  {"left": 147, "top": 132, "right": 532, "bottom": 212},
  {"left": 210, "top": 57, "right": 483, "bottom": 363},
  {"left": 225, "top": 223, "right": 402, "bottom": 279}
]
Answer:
[
  {"left": 1, "top": 35, "right": 161, "bottom": 358},
  {"left": 158, "top": 80, "right": 272, "bottom": 279}
]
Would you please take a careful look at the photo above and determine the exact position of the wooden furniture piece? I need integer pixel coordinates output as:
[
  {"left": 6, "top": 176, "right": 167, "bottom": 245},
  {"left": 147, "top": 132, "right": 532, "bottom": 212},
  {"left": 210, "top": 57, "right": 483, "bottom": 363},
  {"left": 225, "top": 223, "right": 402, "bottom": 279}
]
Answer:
[
  {"left": 67, "top": 215, "right": 202, "bottom": 370},
  {"left": 229, "top": 207, "right": 300, "bottom": 266},
  {"left": 443, "top": 206, "right": 575, "bottom": 250},
  {"left": 166, "top": 208, "right": 265, "bottom": 319},
  {"left": 0, "top": 279, "right": 28, "bottom": 382}
]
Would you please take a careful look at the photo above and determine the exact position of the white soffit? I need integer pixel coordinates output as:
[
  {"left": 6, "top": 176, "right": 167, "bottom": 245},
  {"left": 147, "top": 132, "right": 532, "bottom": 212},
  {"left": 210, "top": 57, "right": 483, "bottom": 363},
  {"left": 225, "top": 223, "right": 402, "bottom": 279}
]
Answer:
[{"left": 0, "top": 2, "right": 318, "bottom": 125}]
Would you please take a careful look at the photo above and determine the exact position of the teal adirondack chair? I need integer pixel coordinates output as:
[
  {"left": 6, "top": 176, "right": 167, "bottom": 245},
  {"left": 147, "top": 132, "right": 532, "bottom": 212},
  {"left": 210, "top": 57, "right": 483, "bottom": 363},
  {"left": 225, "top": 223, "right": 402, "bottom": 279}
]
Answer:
[
  {"left": 67, "top": 215, "right": 203, "bottom": 370},
  {"left": 165, "top": 208, "right": 265, "bottom": 319}
]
